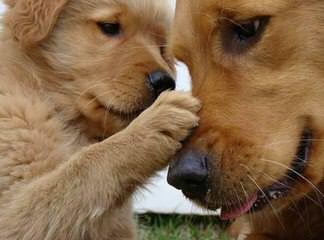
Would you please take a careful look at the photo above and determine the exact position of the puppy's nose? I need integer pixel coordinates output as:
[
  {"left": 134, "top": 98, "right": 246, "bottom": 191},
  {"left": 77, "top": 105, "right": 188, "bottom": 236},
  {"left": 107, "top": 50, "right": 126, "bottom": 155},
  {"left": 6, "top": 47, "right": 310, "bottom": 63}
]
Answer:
[
  {"left": 167, "top": 150, "right": 209, "bottom": 193},
  {"left": 147, "top": 70, "right": 175, "bottom": 97}
]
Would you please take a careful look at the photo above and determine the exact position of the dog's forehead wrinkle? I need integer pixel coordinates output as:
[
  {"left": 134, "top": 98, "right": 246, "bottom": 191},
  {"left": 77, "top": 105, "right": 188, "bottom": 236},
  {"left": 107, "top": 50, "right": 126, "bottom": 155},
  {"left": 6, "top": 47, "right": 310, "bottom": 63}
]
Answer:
[
  {"left": 67, "top": 0, "right": 173, "bottom": 26},
  {"left": 111, "top": 0, "right": 173, "bottom": 22}
]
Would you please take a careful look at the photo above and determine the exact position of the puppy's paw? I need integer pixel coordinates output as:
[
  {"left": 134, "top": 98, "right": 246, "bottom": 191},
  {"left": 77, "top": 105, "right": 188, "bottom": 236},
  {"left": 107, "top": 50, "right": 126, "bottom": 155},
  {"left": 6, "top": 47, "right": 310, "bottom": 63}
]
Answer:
[
  {"left": 151, "top": 91, "right": 201, "bottom": 141},
  {"left": 130, "top": 91, "right": 200, "bottom": 143},
  {"left": 154, "top": 90, "right": 201, "bottom": 116}
]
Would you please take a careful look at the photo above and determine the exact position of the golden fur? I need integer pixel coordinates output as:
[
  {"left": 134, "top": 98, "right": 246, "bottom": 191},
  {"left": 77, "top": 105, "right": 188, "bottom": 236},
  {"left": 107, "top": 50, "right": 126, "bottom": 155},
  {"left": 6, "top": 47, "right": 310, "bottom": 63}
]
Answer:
[
  {"left": 170, "top": 0, "right": 324, "bottom": 239},
  {"left": 0, "top": 0, "right": 200, "bottom": 239}
]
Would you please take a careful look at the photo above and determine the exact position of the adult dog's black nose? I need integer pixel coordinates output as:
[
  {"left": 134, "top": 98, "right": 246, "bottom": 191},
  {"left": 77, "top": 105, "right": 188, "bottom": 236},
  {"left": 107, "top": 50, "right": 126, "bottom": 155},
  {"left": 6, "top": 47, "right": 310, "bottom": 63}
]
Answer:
[
  {"left": 147, "top": 70, "right": 175, "bottom": 97},
  {"left": 167, "top": 150, "right": 209, "bottom": 194}
]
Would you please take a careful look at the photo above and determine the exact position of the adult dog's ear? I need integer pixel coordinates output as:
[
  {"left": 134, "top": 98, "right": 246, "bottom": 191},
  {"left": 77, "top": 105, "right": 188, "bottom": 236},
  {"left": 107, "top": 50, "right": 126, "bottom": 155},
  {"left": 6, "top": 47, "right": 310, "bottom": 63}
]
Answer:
[{"left": 6, "top": 0, "right": 69, "bottom": 47}]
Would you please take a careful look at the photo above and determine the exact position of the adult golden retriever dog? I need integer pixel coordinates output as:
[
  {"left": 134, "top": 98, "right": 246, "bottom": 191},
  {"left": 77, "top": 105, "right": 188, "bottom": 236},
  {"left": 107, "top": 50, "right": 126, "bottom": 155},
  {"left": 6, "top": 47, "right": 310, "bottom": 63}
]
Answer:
[
  {"left": 0, "top": 0, "right": 200, "bottom": 239},
  {"left": 168, "top": 0, "right": 324, "bottom": 239}
]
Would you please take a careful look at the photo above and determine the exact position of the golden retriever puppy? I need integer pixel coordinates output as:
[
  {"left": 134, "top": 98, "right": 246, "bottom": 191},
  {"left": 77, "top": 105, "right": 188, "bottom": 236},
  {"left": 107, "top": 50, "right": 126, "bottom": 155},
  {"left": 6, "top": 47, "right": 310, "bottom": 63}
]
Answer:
[
  {"left": 168, "top": 0, "right": 324, "bottom": 239},
  {"left": 0, "top": 0, "right": 200, "bottom": 239}
]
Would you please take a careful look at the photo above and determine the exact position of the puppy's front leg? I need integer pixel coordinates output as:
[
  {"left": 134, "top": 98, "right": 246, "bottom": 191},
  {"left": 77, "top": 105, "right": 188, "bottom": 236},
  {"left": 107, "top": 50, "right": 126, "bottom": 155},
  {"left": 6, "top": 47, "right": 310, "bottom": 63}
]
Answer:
[{"left": 0, "top": 91, "right": 200, "bottom": 240}]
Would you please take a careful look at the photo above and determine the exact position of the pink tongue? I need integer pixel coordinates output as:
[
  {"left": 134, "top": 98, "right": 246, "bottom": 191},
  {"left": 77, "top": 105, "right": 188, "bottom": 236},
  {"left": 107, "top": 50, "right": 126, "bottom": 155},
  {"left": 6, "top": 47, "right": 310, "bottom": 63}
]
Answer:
[{"left": 220, "top": 194, "right": 258, "bottom": 221}]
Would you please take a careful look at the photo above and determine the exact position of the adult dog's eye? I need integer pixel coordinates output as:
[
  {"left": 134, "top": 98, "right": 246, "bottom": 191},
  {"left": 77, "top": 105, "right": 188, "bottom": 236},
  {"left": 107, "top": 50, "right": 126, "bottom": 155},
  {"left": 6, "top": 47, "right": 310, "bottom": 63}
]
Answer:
[
  {"left": 97, "top": 22, "right": 121, "bottom": 36},
  {"left": 222, "top": 16, "right": 270, "bottom": 53},
  {"left": 233, "top": 19, "right": 263, "bottom": 40}
]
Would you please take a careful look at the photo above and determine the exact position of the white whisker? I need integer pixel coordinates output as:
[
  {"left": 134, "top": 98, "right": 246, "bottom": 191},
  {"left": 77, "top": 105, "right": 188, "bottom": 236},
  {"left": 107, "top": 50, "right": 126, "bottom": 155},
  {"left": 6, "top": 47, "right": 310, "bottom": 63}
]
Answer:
[
  {"left": 247, "top": 174, "right": 286, "bottom": 232},
  {"left": 260, "top": 158, "right": 324, "bottom": 198}
]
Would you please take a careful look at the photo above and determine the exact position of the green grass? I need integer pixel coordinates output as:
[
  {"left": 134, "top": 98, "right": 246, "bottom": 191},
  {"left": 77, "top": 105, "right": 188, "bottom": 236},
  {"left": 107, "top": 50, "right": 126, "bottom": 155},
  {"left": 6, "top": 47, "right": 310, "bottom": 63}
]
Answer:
[{"left": 137, "top": 214, "right": 231, "bottom": 240}]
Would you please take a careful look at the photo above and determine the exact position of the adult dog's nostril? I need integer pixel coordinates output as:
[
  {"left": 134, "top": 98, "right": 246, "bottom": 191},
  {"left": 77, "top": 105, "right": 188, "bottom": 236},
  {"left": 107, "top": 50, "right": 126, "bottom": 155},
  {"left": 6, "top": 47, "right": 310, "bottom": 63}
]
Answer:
[
  {"left": 147, "top": 70, "right": 176, "bottom": 97},
  {"left": 167, "top": 150, "right": 208, "bottom": 192}
]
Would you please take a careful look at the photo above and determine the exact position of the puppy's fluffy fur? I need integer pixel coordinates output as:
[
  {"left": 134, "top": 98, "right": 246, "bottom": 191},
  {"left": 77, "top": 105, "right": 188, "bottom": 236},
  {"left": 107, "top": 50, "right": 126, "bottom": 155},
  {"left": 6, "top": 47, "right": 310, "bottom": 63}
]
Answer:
[
  {"left": 0, "top": 0, "right": 200, "bottom": 239},
  {"left": 171, "top": 0, "right": 324, "bottom": 239}
]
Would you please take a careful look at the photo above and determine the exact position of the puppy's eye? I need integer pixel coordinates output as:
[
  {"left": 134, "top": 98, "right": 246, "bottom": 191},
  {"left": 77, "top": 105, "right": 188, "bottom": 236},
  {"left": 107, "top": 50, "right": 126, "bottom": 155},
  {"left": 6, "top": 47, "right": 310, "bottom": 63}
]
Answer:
[
  {"left": 97, "top": 22, "right": 121, "bottom": 36},
  {"left": 222, "top": 16, "right": 270, "bottom": 53}
]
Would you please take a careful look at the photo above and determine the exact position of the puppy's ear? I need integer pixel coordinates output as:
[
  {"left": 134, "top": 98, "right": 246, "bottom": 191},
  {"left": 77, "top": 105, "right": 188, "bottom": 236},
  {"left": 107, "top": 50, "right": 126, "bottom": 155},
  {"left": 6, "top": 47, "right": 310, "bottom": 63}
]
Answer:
[{"left": 7, "top": 0, "right": 69, "bottom": 47}]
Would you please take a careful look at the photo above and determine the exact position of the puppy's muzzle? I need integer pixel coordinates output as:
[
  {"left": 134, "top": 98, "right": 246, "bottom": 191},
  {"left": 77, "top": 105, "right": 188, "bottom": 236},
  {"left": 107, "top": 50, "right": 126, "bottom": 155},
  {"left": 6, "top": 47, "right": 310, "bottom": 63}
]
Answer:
[{"left": 147, "top": 70, "right": 175, "bottom": 97}]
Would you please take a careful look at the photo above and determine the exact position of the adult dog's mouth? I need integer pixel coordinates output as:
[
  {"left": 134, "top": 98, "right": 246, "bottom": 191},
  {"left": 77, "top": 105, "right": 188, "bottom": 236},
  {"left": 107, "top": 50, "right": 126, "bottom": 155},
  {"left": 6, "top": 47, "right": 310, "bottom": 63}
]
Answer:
[{"left": 220, "top": 129, "right": 313, "bottom": 221}]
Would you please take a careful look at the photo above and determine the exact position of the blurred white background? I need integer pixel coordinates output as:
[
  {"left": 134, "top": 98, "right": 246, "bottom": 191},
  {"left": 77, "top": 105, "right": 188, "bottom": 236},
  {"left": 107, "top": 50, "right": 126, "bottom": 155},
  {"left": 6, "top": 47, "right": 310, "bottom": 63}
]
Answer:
[{"left": 0, "top": 1, "right": 213, "bottom": 215}]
